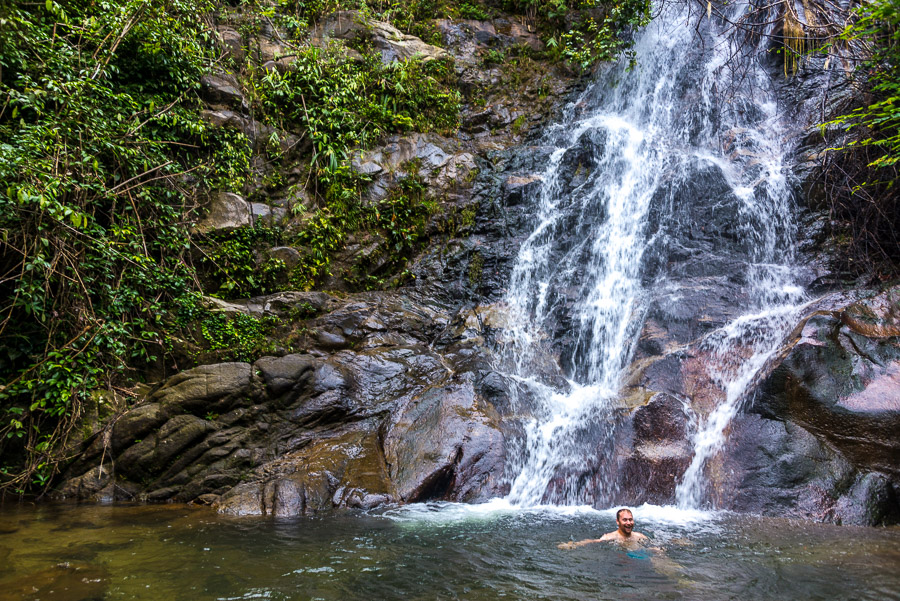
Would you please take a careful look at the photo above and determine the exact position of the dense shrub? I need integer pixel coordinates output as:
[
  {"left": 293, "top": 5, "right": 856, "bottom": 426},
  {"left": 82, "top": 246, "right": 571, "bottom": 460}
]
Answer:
[
  {"left": 822, "top": 0, "right": 900, "bottom": 276},
  {"left": 0, "top": 0, "right": 247, "bottom": 492}
]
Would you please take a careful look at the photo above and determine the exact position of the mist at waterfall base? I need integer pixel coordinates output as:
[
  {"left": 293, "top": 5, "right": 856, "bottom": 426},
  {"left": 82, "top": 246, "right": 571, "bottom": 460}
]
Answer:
[{"left": 494, "top": 0, "right": 806, "bottom": 511}]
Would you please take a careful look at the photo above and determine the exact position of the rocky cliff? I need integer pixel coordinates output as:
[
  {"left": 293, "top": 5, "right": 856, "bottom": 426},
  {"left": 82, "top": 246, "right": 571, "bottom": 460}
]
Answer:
[{"left": 54, "top": 2, "right": 900, "bottom": 526}]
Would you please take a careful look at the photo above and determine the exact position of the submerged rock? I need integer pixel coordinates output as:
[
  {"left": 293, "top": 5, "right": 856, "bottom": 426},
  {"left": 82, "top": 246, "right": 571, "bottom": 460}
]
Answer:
[{"left": 3, "top": 562, "right": 109, "bottom": 601}]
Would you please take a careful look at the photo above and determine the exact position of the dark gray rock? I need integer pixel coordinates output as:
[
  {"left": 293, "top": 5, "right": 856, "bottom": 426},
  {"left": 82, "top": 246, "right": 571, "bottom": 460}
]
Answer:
[
  {"left": 754, "top": 294, "right": 900, "bottom": 480},
  {"left": 216, "top": 26, "right": 245, "bottom": 63},
  {"left": 57, "top": 293, "right": 508, "bottom": 514},
  {"left": 833, "top": 472, "right": 899, "bottom": 526},
  {"left": 714, "top": 287, "right": 900, "bottom": 524},
  {"left": 151, "top": 362, "right": 252, "bottom": 413},
  {"left": 255, "top": 354, "right": 316, "bottom": 397},
  {"left": 250, "top": 202, "right": 287, "bottom": 226},
  {"left": 618, "top": 393, "right": 692, "bottom": 505},
  {"left": 267, "top": 246, "right": 302, "bottom": 269},
  {"left": 384, "top": 376, "right": 505, "bottom": 502},
  {"left": 200, "top": 74, "right": 247, "bottom": 111},
  {"left": 111, "top": 403, "right": 166, "bottom": 452}
]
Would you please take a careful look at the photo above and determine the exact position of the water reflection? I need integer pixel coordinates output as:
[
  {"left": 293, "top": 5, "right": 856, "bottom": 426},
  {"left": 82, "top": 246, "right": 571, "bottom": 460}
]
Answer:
[{"left": 1, "top": 503, "right": 898, "bottom": 600}]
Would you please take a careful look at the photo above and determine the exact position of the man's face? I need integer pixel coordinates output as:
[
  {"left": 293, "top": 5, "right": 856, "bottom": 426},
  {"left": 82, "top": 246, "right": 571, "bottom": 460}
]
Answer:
[{"left": 617, "top": 511, "right": 634, "bottom": 535}]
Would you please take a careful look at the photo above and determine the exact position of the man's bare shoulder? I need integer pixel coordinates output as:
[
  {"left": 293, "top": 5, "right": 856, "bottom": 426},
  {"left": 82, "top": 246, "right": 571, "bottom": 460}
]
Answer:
[
  {"left": 632, "top": 532, "right": 649, "bottom": 541},
  {"left": 598, "top": 531, "right": 618, "bottom": 541}
]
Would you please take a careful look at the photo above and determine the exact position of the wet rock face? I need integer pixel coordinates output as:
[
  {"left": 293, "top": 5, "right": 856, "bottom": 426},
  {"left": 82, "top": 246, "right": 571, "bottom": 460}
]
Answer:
[
  {"left": 731, "top": 288, "right": 900, "bottom": 524},
  {"left": 408, "top": 143, "right": 558, "bottom": 306},
  {"left": 619, "top": 287, "right": 900, "bottom": 525},
  {"left": 682, "top": 288, "right": 900, "bottom": 524},
  {"left": 57, "top": 292, "right": 510, "bottom": 515},
  {"left": 755, "top": 313, "right": 900, "bottom": 479},
  {"left": 384, "top": 376, "right": 505, "bottom": 502},
  {"left": 616, "top": 393, "right": 693, "bottom": 506}
]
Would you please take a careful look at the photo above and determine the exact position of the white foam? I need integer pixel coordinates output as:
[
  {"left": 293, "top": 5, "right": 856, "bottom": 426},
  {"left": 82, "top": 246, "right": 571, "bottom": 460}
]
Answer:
[
  {"left": 378, "top": 500, "right": 719, "bottom": 530},
  {"left": 626, "top": 503, "right": 717, "bottom": 525},
  {"left": 378, "top": 498, "right": 602, "bottom": 524}
]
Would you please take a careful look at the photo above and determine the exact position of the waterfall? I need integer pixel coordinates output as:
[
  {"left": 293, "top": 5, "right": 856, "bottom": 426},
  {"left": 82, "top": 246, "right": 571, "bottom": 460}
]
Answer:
[{"left": 500, "top": 1, "right": 806, "bottom": 508}]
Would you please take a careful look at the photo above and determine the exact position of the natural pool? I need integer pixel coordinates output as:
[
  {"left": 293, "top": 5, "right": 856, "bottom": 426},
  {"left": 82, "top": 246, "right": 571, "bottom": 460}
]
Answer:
[{"left": 1, "top": 501, "right": 898, "bottom": 601}]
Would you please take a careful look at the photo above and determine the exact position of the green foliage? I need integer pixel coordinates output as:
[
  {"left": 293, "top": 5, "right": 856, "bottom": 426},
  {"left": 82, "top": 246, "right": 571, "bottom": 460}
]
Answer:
[
  {"left": 373, "top": 0, "right": 450, "bottom": 44},
  {"left": 199, "top": 312, "right": 279, "bottom": 363},
  {"left": 273, "top": 0, "right": 350, "bottom": 29},
  {"left": 254, "top": 46, "right": 461, "bottom": 180},
  {"left": 467, "top": 250, "right": 484, "bottom": 287},
  {"left": 458, "top": 2, "right": 491, "bottom": 20},
  {"left": 370, "top": 176, "right": 434, "bottom": 254},
  {"left": 167, "top": 292, "right": 280, "bottom": 363},
  {"left": 288, "top": 175, "right": 435, "bottom": 289},
  {"left": 0, "top": 0, "right": 650, "bottom": 495},
  {"left": 499, "top": 0, "right": 651, "bottom": 69},
  {"left": 459, "top": 205, "right": 478, "bottom": 228},
  {"left": 818, "top": 0, "right": 900, "bottom": 275},
  {"left": 482, "top": 48, "right": 507, "bottom": 65},
  {"left": 829, "top": 0, "right": 900, "bottom": 170},
  {"left": 197, "top": 225, "right": 287, "bottom": 299},
  {"left": 0, "top": 0, "right": 249, "bottom": 493},
  {"left": 248, "top": 39, "right": 459, "bottom": 290},
  {"left": 557, "top": 0, "right": 652, "bottom": 69},
  {"left": 290, "top": 211, "right": 347, "bottom": 290},
  {"left": 512, "top": 113, "right": 529, "bottom": 133}
]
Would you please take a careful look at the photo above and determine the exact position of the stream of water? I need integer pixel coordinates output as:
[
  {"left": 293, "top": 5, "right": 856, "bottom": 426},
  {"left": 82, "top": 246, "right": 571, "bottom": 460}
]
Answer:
[{"left": 500, "top": 0, "right": 806, "bottom": 508}]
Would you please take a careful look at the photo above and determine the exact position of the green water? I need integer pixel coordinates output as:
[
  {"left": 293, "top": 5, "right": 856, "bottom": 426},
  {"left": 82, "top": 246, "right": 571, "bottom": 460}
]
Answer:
[{"left": 1, "top": 502, "right": 898, "bottom": 600}]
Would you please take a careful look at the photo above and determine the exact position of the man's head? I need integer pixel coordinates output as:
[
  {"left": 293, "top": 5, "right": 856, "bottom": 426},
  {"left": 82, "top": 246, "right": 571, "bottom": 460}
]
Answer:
[{"left": 615, "top": 508, "right": 634, "bottom": 536}]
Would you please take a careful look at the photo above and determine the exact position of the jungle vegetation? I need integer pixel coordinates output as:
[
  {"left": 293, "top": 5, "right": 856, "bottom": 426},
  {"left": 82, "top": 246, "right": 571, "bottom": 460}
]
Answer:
[{"left": 0, "top": 0, "right": 652, "bottom": 494}]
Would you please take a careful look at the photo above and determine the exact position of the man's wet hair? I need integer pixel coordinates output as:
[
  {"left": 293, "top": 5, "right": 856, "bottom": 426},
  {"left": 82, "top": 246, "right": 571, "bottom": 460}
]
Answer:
[{"left": 616, "top": 508, "right": 632, "bottom": 520}]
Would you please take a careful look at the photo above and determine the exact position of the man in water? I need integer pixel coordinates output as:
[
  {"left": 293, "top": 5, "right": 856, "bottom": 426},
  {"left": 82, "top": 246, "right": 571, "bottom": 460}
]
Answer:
[{"left": 557, "top": 508, "right": 649, "bottom": 549}]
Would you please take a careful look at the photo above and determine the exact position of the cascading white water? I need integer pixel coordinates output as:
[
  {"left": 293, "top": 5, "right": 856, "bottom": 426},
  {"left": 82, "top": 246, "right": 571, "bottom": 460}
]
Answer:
[{"left": 500, "top": 1, "right": 806, "bottom": 508}]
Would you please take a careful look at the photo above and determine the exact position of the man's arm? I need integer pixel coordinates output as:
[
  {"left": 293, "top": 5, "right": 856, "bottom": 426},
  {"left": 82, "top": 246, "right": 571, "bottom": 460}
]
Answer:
[
  {"left": 557, "top": 538, "right": 604, "bottom": 549},
  {"left": 558, "top": 531, "right": 619, "bottom": 549}
]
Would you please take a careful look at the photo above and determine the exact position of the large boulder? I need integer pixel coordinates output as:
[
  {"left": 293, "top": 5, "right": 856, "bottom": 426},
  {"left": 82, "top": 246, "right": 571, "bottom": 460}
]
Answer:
[
  {"left": 55, "top": 292, "right": 510, "bottom": 514},
  {"left": 617, "top": 393, "right": 693, "bottom": 505},
  {"left": 614, "top": 286, "right": 900, "bottom": 524},
  {"left": 384, "top": 376, "right": 506, "bottom": 502},
  {"left": 215, "top": 427, "right": 394, "bottom": 516},
  {"left": 199, "top": 73, "right": 247, "bottom": 111},
  {"left": 715, "top": 287, "right": 900, "bottom": 524},
  {"left": 193, "top": 192, "right": 252, "bottom": 234}
]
